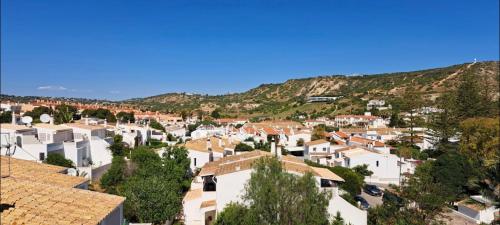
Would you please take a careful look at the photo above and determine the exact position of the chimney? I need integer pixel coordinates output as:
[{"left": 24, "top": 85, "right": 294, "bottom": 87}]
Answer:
[
  {"left": 128, "top": 120, "right": 131, "bottom": 125},
  {"left": 50, "top": 116, "right": 54, "bottom": 125},
  {"left": 208, "top": 138, "right": 214, "bottom": 162},
  {"left": 271, "top": 137, "right": 277, "bottom": 156},
  {"left": 11, "top": 111, "right": 15, "bottom": 125},
  {"left": 85, "top": 116, "right": 89, "bottom": 125},
  {"left": 104, "top": 118, "right": 107, "bottom": 127},
  {"left": 277, "top": 145, "right": 282, "bottom": 158}
]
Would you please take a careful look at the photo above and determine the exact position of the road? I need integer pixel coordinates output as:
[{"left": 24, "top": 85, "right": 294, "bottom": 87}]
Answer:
[{"left": 360, "top": 191, "right": 383, "bottom": 208}]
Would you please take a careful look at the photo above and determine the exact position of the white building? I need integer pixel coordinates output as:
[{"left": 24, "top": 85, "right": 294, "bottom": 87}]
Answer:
[
  {"left": 184, "top": 136, "right": 238, "bottom": 171},
  {"left": 165, "top": 125, "right": 187, "bottom": 138},
  {"left": 335, "top": 113, "right": 387, "bottom": 128},
  {"left": 182, "top": 151, "right": 367, "bottom": 225},
  {"left": 457, "top": 195, "right": 499, "bottom": 224},
  {"left": 366, "top": 100, "right": 391, "bottom": 111},
  {"left": 331, "top": 147, "right": 405, "bottom": 185},
  {"left": 190, "top": 125, "right": 226, "bottom": 140},
  {"left": 304, "top": 139, "right": 331, "bottom": 164}
]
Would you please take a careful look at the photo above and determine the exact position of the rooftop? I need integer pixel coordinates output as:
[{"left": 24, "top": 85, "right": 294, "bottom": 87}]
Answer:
[
  {"left": 305, "top": 139, "right": 330, "bottom": 146},
  {"left": 199, "top": 150, "right": 344, "bottom": 182},
  {"left": 0, "top": 156, "right": 125, "bottom": 225},
  {"left": 184, "top": 136, "right": 238, "bottom": 153},
  {"left": 33, "top": 123, "right": 73, "bottom": 131},
  {"left": 0, "top": 156, "right": 88, "bottom": 188},
  {"left": 0, "top": 123, "right": 35, "bottom": 131},
  {"left": 63, "top": 123, "right": 107, "bottom": 131}
]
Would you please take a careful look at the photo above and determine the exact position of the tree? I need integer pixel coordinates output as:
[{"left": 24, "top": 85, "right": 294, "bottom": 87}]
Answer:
[
  {"left": 100, "top": 156, "right": 126, "bottom": 194},
  {"left": 352, "top": 164, "right": 373, "bottom": 177},
  {"left": 296, "top": 138, "right": 305, "bottom": 147},
  {"left": 116, "top": 111, "right": 135, "bottom": 123},
  {"left": 426, "top": 93, "right": 458, "bottom": 147},
  {"left": 401, "top": 87, "right": 425, "bottom": 144},
  {"left": 54, "top": 104, "right": 77, "bottom": 124},
  {"left": 311, "top": 125, "right": 326, "bottom": 141},
  {"left": 120, "top": 146, "right": 191, "bottom": 223},
  {"left": 44, "top": 153, "right": 74, "bottom": 168},
  {"left": 399, "top": 161, "right": 449, "bottom": 224},
  {"left": 388, "top": 111, "right": 405, "bottom": 128},
  {"left": 149, "top": 119, "right": 165, "bottom": 132},
  {"left": 456, "top": 71, "right": 491, "bottom": 120},
  {"left": 211, "top": 109, "right": 221, "bottom": 119},
  {"left": 0, "top": 111, "right": 12, "bottom": 123},
  {"left": 24, "top": 106, "right": 53, "bottom": 123},
  {"left": 81, "top": 108, "right": 117, "bottom": 122},
  {"left": 241, "top": 157, "right": 332, "bottom": 225},
  {"left": 214, "top": 202, "right": 250, "bottom": 225},
  {"left": 109, "top": 135, "right": 126, "bottom": 156},
  {"left": 431, "top": 151, "right": 472, "bottom": 200},
  {"left": 459, "top": 117, "right": 499, "bottom": 201},
  {"left": 235, "top": 143, "right": 254, "bottom": 152},
  {"left": 120, "top": 175, "right": 181, "bottom": 224}
]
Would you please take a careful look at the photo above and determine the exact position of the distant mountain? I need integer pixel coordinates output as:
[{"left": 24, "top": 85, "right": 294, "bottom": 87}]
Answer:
[{"left": 124, "top": 61, "right": 499, "bottom": 117}]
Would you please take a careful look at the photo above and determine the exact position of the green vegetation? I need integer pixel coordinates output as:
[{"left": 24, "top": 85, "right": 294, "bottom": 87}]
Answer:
[
  {"left": 149, "top": 119, "right": 165, "bottom": 132},
  {"left": 100, "top": 145, "right": 191, "bottom": 224},
  {"left": 24, "top": 106, "right": 53, "bottom": 123},
  {"left": 108, "top": 135, "right": 127, "bottom": 157},
  {"left": 54, "top": 104, "right": 77, "bottom": 124},
  {"left": 44, "top": 153, "right": 74, "bottom": 168},
  {"left": 116, "top": 111, "right": 135, "bottom": 123},
  {"left": 234, "top": 143, "right": 254, "bottom": 152},
  {"left": 0, "top": 111, "right": 12, "bottom": 123},
  {"left": 82, "top": 108, "right": 117, "bottom": 122}
]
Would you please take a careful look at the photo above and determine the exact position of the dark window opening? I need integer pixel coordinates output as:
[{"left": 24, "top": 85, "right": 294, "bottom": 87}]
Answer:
[
  {"left": 1, "top": 203, "right": 15, "bottom": 212},
  {"left": 320, "top": 179, "right": 335, "bottom": 188},
  {"left": 203, "top": 176, "right": 217, "bottom": 192},
  {"left": 39, "top": 153, "right": 45, "bottom": 161},
  {"left": 376, "top": 161, "right": 379, "bottom": 167}
]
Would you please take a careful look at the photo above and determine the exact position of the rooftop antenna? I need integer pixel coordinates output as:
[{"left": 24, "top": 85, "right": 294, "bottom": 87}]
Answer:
[
  {"left": 21, "top": 116, "right": 33, "bottom": 126},
  {"left": 1, "top": 133, "right": 16, "bottom": 178},
  {"left": 40, "top": 114, "right": 51, "bottom": 123}
]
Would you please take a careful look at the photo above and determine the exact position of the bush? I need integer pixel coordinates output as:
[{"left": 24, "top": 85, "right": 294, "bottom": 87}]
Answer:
[
  {"left": 235, "top": 143, "right": 253, "bottom": 152},
  {"left": 44, "top": 153, "right": 74, "bottom": 168}
]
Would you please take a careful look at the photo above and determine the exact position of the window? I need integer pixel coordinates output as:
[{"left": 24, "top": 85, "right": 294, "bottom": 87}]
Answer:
[
  {"left": 323, "top": 147, "right": 326, "bottom": 152},
  {"left": 39, "top": 153, "right": 45, "bottom": 161},
  {"left": 313, "top": 147, "right": 316, "bottom": 151},
  {"left": 376, "top": 161, "right": 379, "bottom": 167},
  {"left": 194, "top": 158, "right": 197, "bottom": 167}
]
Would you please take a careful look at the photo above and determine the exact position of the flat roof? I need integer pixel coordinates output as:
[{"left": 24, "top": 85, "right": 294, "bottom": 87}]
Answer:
[
  {"left": 305, "top": 139, "right": 330, "bottom": 146},
  {"left": 63, "top": 123, "right": 107, "bottom": 131},
  {"left": 33, "top": 123, "right": 73, "bottom": 131},
  {"left": 0, "top": 123, "right": 35, "bottom": 131}
]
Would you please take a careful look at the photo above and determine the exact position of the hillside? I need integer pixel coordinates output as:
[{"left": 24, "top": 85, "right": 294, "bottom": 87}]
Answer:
[{"left": 124, "top": 61, "right": 499, "bottom": 118}]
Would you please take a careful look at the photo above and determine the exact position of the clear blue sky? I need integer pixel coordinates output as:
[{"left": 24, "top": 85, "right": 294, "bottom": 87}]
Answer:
[{"left": 2, "top": 0, "right": 499, "bottom": 100}]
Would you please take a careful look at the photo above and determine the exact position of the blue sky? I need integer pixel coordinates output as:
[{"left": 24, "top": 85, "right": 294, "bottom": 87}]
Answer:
[{"left": 1, "top": 0, "right": 499, "bottom": 100}]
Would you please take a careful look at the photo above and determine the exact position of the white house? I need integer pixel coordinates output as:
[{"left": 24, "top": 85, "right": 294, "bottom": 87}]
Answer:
[
  {"left": 165, "top": 125, "right": 187, "bottom": 138},
  {"left": 182, "top": 150, "right": 367, "bottom": 225},
  {"left": 184, "top": 136, "right": 238, "bottom": 171},
  {"left": 331, "top": 147, "right": 403, "bottom": 184},
  {"left": 32, "top": 123, "right": 74, "bottom": 144},
  {"left": 190, "top": 125, "right": 226, "bottom": 140},
  {"left": 366, "top": 100, "right": 391, "bottom": 111},
  {"left": 457, "top": 195, "right": 499, "bottom": 224},
  {"left": 335, "top": 113, "right": 387, "bottom": 128},
  {"left": 304, "top": 139, "right": 332, "bottom": 164}
]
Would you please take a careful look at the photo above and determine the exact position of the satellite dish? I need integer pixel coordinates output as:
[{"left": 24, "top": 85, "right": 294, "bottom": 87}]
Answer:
[
  {"left": 21, "top": 116, "right": 33, "bottom": 124},
  {"left": 40, "top": 114, "right": 51, "bottom": 123},
  {"left": 67, "top": 168, "right": 78, "bottom": 176}
]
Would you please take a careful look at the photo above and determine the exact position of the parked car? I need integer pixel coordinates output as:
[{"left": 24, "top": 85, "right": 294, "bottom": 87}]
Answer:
[
  {"left": 382, "top": 190, "right": 404, "bottom": 207},
  {"left": 364, "top": 184, "right": 382, "bottom": 196},
  {"left": 354, "top": 195, "right": 370, "bottom": 210}
]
